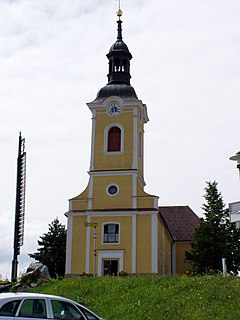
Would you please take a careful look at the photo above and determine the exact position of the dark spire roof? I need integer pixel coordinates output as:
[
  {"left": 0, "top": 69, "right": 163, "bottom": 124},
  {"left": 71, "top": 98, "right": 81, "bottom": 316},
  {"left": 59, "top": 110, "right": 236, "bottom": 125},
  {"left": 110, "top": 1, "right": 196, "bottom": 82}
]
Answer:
[
  {"left": 117, "top": 17, "right": 123, "bottom": 41},
  {"left": 106, "top": 18, "right": 132, "bottom": 85},
  {"left": 94, "top": 14, "right": 138, "bottom": 102}
]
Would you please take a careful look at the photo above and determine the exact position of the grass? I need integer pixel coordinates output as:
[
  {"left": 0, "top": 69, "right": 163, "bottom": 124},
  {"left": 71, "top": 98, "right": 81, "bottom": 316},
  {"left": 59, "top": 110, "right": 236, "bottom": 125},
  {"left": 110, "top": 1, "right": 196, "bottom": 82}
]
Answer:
[{"left": 30, "top": 275, "right": 240, "bottom": 320}]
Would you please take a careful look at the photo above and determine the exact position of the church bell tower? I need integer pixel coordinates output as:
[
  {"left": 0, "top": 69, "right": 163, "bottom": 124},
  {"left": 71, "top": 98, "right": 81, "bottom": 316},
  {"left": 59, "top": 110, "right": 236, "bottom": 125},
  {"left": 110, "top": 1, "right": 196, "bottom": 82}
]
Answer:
[{"left": 65, "top": 8, "right": 159, "bottom": 276}]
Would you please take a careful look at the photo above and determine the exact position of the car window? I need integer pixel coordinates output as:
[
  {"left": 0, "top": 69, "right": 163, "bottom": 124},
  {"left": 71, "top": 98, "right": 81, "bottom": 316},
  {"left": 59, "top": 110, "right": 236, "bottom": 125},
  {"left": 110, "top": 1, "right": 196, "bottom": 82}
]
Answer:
[
  {"left": 79, "top": 307, "right": 99, "bottom": 320},
  {"left": 51, "top": 300, "right": 84, "bottom": 319},
  {"left": 18, "top": 299, "right": 47, "bottom": 318},
  {"left": 0, "top": 300, "right": 20, "bottom": 316}
]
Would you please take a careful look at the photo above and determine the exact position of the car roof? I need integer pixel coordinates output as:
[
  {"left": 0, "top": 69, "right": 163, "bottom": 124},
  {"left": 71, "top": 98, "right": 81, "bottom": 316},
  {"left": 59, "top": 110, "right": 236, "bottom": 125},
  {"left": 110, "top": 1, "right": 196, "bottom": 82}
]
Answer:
[{"left": 0, "top": 292, "right": 75, "bottom": 302}]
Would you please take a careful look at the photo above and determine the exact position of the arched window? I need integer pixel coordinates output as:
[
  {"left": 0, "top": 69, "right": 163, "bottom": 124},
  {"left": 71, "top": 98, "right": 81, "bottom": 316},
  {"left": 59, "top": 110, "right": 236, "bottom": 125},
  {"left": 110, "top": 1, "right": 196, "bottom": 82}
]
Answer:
[
  {"left": 108, "top": 126, "right": 121, "bottom": 152},
  {"left": 114, "top": 58, "right": 120, "bottom": 71},
  {"left": 104, "top": 123, "right": 124, "bottom": 153}
]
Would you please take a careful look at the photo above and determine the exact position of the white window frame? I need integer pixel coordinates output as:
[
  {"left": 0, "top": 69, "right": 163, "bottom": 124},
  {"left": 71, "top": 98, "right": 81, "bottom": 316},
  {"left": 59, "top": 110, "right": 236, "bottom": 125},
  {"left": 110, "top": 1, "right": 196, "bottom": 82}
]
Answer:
[
  {"left": 102, "top": 222, "right": 120, "bottom": 245},
  {"left": 106, "top": 183, "right": 119, "bottom": 197}
]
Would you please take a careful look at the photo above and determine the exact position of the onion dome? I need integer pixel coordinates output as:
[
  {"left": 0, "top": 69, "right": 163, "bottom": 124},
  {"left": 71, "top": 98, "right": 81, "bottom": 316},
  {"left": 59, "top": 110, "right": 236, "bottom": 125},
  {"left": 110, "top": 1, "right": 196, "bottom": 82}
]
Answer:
[{"left": 95, "top": 10, "right": 138, "bottom": 101}]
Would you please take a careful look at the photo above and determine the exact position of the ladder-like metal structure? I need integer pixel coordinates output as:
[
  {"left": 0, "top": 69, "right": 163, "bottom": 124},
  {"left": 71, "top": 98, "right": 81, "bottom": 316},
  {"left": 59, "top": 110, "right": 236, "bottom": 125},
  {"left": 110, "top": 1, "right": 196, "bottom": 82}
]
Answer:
[{"left": 11, "top": 132, "right": 26, "bottom": 281}]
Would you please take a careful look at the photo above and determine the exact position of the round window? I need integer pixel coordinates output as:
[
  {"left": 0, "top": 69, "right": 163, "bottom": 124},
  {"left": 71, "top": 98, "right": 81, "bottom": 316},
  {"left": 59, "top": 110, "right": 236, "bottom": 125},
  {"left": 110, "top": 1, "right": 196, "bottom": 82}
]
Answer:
[{"left": 107, "top": 184, "right": 119, "bottom": 196}]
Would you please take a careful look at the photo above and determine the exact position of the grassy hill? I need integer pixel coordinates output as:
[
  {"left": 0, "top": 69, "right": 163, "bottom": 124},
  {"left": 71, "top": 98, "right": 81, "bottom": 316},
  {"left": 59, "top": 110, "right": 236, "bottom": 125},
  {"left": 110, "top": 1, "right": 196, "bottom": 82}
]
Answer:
[{"left": 30, "top": 276, "right": 240, "bottom": 320}]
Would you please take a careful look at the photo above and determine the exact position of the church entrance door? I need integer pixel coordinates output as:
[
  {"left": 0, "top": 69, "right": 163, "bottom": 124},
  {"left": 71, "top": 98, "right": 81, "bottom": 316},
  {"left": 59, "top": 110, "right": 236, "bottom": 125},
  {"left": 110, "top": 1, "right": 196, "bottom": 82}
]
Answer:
[{"left": 103, "top": 259, "right": 118, "bottom": 276}]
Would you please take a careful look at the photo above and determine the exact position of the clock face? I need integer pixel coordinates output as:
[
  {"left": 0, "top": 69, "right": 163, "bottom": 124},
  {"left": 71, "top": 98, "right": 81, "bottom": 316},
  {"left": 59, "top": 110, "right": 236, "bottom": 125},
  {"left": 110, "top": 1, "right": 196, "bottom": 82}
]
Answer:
[{"left": 107, "top": 103, "right": 121, "bottom": 117}]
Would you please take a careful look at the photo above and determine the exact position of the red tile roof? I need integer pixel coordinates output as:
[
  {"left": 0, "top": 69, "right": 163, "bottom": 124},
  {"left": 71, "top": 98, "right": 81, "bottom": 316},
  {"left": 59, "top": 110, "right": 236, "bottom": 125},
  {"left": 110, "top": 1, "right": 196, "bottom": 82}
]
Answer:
[{"left": 159, "top": 206, "right": 200, "bottom": 241}]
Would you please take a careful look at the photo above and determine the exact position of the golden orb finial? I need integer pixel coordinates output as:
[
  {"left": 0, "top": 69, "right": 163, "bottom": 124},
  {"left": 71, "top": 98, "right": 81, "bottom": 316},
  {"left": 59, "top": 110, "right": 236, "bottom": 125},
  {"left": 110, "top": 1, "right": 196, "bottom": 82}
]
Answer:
[
  {"left": 116, "top": 0, "right": 123, "bottom": 20},
  {"left": 116, "top": 8, "right": 123, "bottom": 19}
]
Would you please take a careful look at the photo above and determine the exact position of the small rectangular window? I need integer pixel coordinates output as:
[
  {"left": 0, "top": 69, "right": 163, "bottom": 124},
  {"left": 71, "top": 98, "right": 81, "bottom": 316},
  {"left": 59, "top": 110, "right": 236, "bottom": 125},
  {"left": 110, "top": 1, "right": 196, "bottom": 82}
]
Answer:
[{"left": 103, "top": 224, "right": 119, "bottom": 243}]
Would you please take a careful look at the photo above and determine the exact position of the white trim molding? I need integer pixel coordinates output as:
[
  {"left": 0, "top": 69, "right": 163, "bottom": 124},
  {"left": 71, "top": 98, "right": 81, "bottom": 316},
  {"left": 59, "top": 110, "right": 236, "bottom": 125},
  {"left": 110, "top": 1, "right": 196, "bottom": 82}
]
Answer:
[
  {"left": 153, "top": 196, "right": 159, "bottom": 209},
  {"left": 88, "top": 176, "right": 93, "bottom": 210},
  {"left": 85, "top": 215, "right": 91, "bottom": 273},
  {"left": 67, "top": 210, "right": 159, "bottom": 217},
  {"left": 132, "top": 214, "right": 136, "bottom": 273},
  {"left": 89, "top": 110, "right": 96, "bottom": 171},
  {"left": 132, "top": 107, "right": 138, "bottom": 170},
  {"left": 138, "top": 130, "right": 143, "bottom": 160},
  {"left": 132, "top": 172, "right": 137, "bottom": 208},
  {"left": 88, "top": 169, "right": 146, "bottom": 188},
  {"left": 99, "top": 96, "right": 124, "bottom": 108},
  {"left": 65, "top": 215, "right": 73, "bottom": 274}
]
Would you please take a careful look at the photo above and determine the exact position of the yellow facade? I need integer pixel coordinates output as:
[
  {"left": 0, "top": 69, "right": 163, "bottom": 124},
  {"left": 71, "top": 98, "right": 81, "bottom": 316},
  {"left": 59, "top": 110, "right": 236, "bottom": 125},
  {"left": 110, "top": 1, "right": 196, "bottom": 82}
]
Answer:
[
  {"left": 136, "top": 215, "right": 152, "bottom": 273},
  {"left": 64, "top": 87, "right": 164, "bottom": 276},
  {"left": 94, "top": 109, "right": 134, "bottom": 170},
  {"left": 65, "top": 15, "right": 196, "bottom": 277},
  {"left": 158, "top": 221, "right": 172, "bottom": 275},
  {"left": 175, "top": 242, "right": 192, "bottom": 275},
  {"left": 92, "top": 175, "right": 132, "bottom": 210},
  {"left": 70, "top": 216, "right": 86, "bottom": 274},
  {"left": 69, "top": 213, "right": 163, "bottom": 275}
]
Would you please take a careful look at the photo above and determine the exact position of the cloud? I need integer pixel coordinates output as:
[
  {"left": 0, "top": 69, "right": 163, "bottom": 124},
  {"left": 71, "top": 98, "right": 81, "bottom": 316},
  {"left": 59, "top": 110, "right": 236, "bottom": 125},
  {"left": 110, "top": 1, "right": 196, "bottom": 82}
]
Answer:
[
  {"left": 0, "top": 211, "right": 14, "bottom": 278},
  {"left": 1, "top": 0, "right": 240, "bottom": 276}
]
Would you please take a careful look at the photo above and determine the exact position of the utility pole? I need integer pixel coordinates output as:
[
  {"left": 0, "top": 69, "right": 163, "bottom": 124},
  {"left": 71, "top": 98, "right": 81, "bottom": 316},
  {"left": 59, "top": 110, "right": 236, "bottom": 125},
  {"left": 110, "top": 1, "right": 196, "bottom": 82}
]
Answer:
[
  {"left": 11, "top": 132, "right": 26, "bottom": 281},
  {"left": 93, "top": 225, "right": 97, "bottom": 277},
  {"left": 85, "top": 222, "right": 97, "bottom": 276}
]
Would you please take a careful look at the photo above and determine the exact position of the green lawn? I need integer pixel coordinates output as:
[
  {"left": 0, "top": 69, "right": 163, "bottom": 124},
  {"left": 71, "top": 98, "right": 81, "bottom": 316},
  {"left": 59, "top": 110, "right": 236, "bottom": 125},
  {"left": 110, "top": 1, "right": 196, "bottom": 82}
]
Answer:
[{"left": 30, "top": 276, "right": 240, "bottom": 320}]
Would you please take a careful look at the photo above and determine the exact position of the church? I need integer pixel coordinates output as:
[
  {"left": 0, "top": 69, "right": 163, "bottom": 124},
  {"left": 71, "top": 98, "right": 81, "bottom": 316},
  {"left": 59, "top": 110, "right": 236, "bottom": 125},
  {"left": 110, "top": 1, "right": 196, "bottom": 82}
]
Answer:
[{"left": 65, "top": 8, "right": 199, "bottom": 277}]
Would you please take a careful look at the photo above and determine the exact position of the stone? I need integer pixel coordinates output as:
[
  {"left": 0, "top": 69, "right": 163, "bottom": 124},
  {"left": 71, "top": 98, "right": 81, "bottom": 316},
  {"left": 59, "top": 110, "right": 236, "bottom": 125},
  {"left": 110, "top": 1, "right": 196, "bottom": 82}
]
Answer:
[{"left": 21, "top": 262, "right": 51, "bottom": 285}]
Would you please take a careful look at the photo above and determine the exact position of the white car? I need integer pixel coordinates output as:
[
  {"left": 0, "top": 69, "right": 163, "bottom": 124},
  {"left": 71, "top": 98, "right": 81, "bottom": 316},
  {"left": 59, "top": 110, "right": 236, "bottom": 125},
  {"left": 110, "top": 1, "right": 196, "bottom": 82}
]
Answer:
[{"left": 0, "top": 292, "right": 103, "bottom": 320}]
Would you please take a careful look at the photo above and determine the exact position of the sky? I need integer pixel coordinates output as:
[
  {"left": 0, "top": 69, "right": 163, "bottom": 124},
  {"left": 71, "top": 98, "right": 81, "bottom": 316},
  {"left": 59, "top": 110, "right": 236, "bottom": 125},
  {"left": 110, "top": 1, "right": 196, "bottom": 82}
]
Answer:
[{"left": 1, "top": 0, "right": 240, "bottom": 279}]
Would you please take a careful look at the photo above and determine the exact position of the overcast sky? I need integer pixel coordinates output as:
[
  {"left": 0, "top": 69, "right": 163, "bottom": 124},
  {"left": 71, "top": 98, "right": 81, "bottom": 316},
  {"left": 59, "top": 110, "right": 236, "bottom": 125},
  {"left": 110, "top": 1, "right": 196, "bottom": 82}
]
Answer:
[{"left": 1, "top": 0, "right": 240, "bottom": 279}]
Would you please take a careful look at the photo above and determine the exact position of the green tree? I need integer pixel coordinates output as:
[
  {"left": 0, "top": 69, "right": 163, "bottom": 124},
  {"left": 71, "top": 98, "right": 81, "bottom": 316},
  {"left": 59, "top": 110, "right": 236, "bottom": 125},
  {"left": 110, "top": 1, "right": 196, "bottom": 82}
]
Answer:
[
  {"left": 186, "top": 181, "right": 240, "bottom": 275},
  {"left": 29, "top": 218, "right": 66, "bottom": 278}
]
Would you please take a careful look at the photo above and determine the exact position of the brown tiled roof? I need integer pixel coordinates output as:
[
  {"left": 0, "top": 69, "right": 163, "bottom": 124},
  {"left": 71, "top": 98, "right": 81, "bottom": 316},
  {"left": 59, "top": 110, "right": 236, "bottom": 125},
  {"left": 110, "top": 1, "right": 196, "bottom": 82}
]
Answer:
[{"left": 159, "top": 206, "right": 200, "bottom": 242}]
